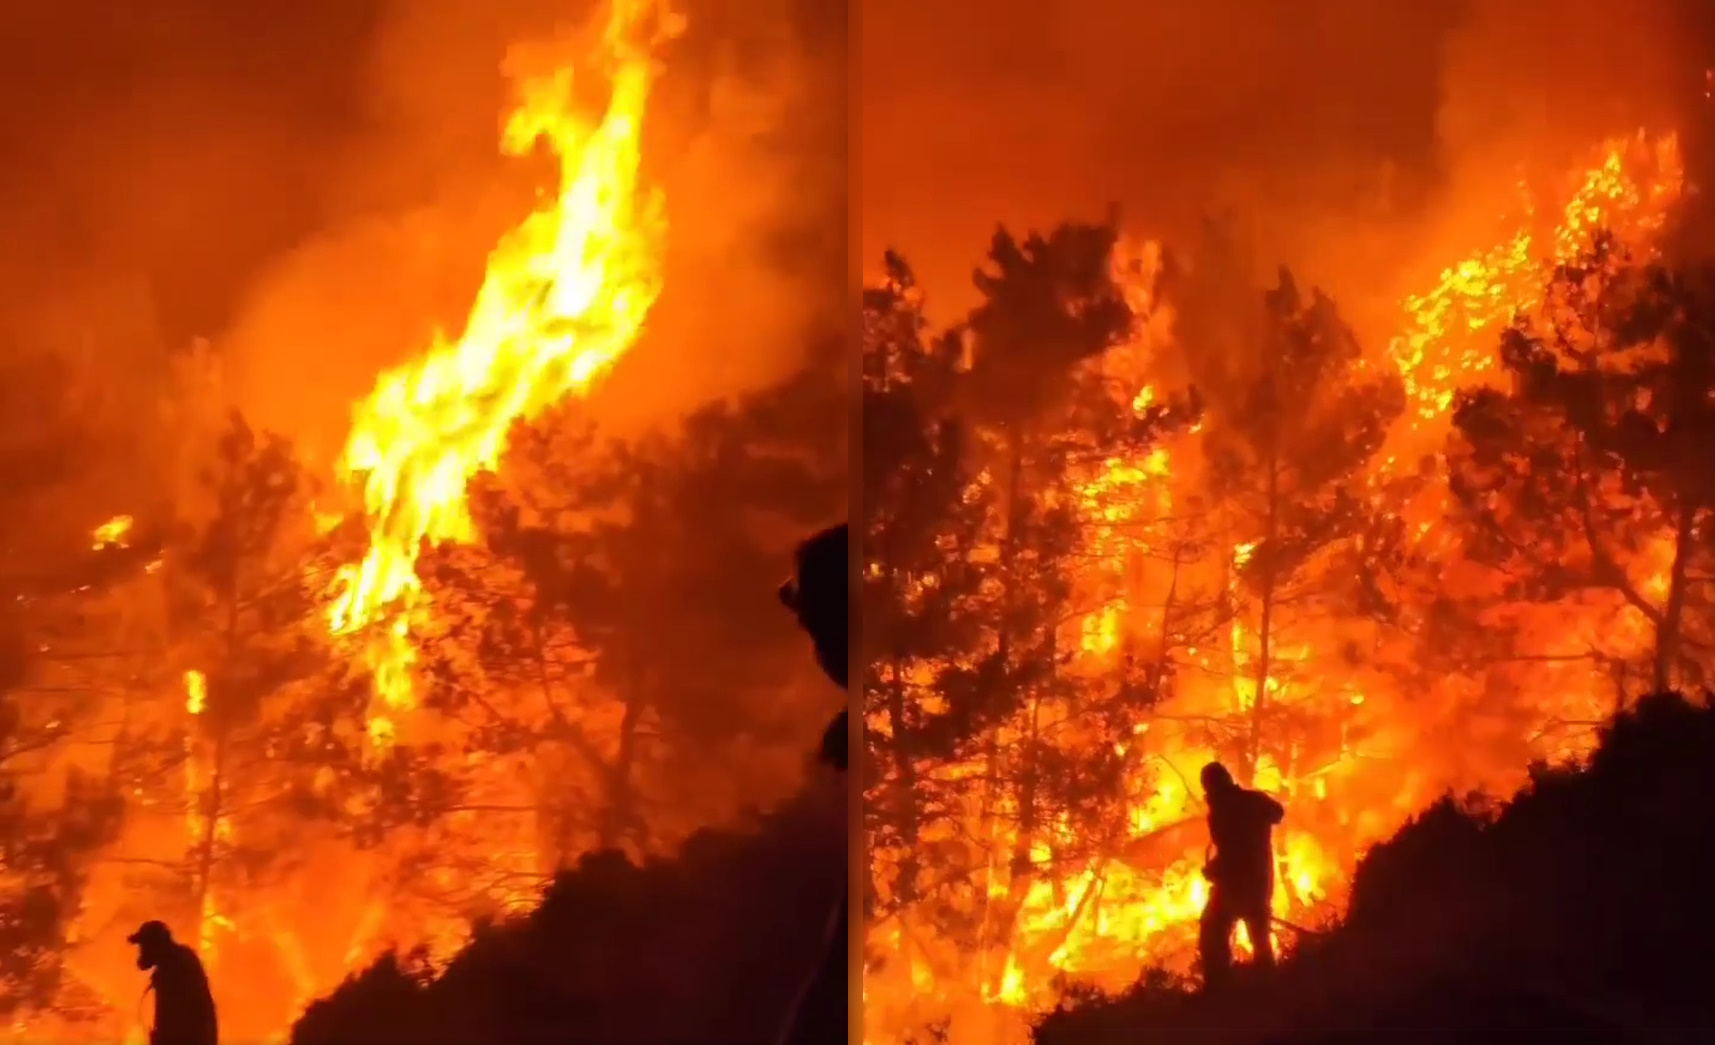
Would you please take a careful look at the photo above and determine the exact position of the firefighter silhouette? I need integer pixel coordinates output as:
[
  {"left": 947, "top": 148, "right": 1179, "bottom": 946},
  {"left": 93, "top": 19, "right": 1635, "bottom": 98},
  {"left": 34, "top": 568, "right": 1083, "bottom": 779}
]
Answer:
[
  {"left": 130, "top": 921, "right": 218, "bottom": 1045},
  {"left": 1198, "top": 761, "right": 1285, "bottom": 988}
]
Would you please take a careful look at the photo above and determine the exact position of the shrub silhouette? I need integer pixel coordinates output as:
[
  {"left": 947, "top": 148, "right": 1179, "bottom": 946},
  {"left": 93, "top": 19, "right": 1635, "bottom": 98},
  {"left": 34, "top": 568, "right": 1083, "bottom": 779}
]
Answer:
[
  {"left": 289, "top": 782, "right": 845, "bottom": 1045},
  {"left": 1034, "top": 691, "right": 1715, "bottom": 1045}
]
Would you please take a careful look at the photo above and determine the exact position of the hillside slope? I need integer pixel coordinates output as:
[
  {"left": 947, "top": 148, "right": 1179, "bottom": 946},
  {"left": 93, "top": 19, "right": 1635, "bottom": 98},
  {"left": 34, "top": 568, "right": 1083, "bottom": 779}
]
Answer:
[
  {"left": 289, "top": 775, "right": 845, "bottom": 1045},
  {"left": 1034, "top": 692, "right": 1715, "bottom": 1045}
]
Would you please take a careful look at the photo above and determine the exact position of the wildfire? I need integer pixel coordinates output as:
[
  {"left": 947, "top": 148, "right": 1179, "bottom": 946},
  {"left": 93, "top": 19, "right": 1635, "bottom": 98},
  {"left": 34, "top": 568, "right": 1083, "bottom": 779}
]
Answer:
[
  {"left": 180, "top": 670, "right": 230, "bottom": 960},
  {"left": 327, "top": 0, "right": 677, "bottom": 741},
  {"left": 91, "top": 515, "right": 132, "bottom": 551},
  {"left": 6, "top": 4, "right": 695, "bottom": 1041},
  {"left": 864, "top": 132, "right": 1689, "bottom": 1045},
  {"left": 1388, "top": 132, "right": 1683, "bottom": 448},
  {"left": 183, "top": 669, "right": 207, "bottom": 716}
]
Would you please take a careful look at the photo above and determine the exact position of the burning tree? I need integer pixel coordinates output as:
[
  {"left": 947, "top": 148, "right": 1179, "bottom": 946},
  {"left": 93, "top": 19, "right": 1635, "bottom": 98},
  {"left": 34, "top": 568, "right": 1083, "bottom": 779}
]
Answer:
[
  {"left": 959, "top": 220, "right": 1173, "bottom": 962},
  {"left": 0, "top": 0, "right": 853, "bottom": 1038},
  {"left": 1449, "top": 237, "right": 1715, "bottom": 703},
  {"left": 542, "top": 356, "right": 846, "bottom": 837},
  {"left": 0, "top": 579, "right": 123, "bottom": 1027},
  {"left": 862, "top": 253, "right": 1002, "bottom": 921},
  {"left": 0, "top": 348, "right": 153, "bottom": 1026},
  {"left": 92, "top": 415, "right": 362, "bottom": 1032},
  {"left": 862, "top": 222, "right": 1211, "bottom": 1037},
  {"left": 416, "top": 340, "right": 845, "bottom": 880},
  {"left": 0, "top": 760, "right": 120, "bottom": 1023},
  {"left": 1169, "top": 245, "right": 1405, "bottom": 786},
  {"left": 859, "top": 134, "right": 1696, "bottom": 1045}
]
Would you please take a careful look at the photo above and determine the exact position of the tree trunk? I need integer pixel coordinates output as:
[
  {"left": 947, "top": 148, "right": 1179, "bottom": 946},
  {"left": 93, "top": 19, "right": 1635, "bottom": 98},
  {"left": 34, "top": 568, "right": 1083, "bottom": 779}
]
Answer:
[
  {"left": 981, "top": 426, "right": 1038, "bottom": 960},
  {"left": 1653, "top": 505, "right": 1696, "bottom": 694},
  {"left": 884, "top": 653, "right": 921, "bottom": 905},
  {"left": 1246, "top": 454, "right": 1282, "bottom": 785},
  {"left": 192, "top": 734, "right": 225, "bottom": 958},
  {"left": 988, "top": 689, "right": 1043, "bottom": 959},
  {"left": 530, "top": 622, "right": 573, "bottom": 871},
  {"left": 195, "top": 568, "right": 242, "bottom": 959},
  {"left": 998, "top": 428, "right": 1028, "bottom": 616},
  {"left": 598, "top": 681, "right": 643, "bottom": 851},
  {"left": 989, "top": 596, "right": 1052, "bottom": 955}
]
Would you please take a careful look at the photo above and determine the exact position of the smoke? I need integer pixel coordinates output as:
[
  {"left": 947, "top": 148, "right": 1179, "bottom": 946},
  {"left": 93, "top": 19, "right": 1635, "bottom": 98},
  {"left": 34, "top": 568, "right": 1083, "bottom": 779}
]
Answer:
[
  {"left": 594, "top": 0, "right": 847, "bottom": 433},
  {"left": 860, "top": 0, "right": 1703, "bottom": 331},
  {"left": 1396, "top": 0, "right": 1692, "bottom": 287},
  {"left": 221, "top": 0, "right": 845, "bottom": 465},
  {"left": 0, "top": 1, "right": 381, "bottom": 381}
]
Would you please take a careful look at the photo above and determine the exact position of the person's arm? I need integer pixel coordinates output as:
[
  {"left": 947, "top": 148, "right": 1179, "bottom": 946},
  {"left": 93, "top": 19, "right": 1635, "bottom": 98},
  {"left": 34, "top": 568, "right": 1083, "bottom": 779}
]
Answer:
[{"left": 1257, "top": 791, "right": 1285, "bottom": 825}]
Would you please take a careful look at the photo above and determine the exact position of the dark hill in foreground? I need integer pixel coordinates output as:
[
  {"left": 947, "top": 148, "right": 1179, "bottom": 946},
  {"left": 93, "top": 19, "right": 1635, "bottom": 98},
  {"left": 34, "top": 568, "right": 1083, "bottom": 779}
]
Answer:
[
  {"left": 289, "top": 777, "right": 845, "bottom": 1045},
  {"left": 1034, "top": 691, "right": 1715, "bottom": 1045}
]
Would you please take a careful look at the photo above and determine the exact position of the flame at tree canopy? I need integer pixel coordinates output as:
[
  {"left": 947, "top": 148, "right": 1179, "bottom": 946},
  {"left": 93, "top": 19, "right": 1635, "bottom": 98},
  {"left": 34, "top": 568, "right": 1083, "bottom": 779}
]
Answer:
[
  {"left": 862, "top": 131, "right": 1690, "bottom": 1045},
  {"left": 1388, "top": 131, "right": 1683, "bottom": 452},
  {"left": 327, "top": 0, "right": 675, "bottom": 735}
]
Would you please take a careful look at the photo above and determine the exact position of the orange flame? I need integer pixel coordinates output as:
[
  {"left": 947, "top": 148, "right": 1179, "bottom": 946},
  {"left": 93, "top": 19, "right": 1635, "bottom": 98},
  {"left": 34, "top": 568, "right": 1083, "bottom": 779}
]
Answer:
[
  {"left": 91, "top": 515, "right": 133, "bottom": 551},
  {"left": 1389, "top": 132, "right": 1683, "bottom": 446},
  {"left": 183, "top": 669, "right": 207, "bottom": 716},
  {"left": 327, "top": 0, "right": 677, "bottom": 741},
  {"left": 863, "top": 132, "right": 1689, "bottom": 1045},
  {"left": 180, "top": 669, "right": 231, "bottom": 961}
]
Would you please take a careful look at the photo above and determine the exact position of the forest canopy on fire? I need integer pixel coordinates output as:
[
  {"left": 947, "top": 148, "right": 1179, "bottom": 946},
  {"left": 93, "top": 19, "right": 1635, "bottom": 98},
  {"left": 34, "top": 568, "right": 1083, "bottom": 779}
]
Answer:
[
  {"left": 0, "top": 330, "right": 844, "bottom": 1041},
  {"left": 0, "top": 0, "right": 853, "bottom": 1039},
  {"left": 860, "top": 131, "right": 1707, "bottom": 1045}
]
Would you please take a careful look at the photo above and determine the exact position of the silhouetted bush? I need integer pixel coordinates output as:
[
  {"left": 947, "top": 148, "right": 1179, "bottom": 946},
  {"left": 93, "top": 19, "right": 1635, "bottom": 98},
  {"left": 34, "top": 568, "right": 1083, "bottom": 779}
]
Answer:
[
  {"left": 1034, "top": 691, "right": 1715, "bottom": 1045},
  {"left": 290, "top": 781, "right": 845, "bottom": 1045}
]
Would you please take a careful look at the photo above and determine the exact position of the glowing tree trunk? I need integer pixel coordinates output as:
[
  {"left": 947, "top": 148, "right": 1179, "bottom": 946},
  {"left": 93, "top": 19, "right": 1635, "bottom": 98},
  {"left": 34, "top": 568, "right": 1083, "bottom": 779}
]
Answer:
[
  {"left": 598, "top": 687, "right": 643, "bottom": 852},
  {"left": 1244, "top": 446, "right": 1284, "bottom": 786},
  {"left": 881, "top": 653, "right": 922, "bottom": 905}
]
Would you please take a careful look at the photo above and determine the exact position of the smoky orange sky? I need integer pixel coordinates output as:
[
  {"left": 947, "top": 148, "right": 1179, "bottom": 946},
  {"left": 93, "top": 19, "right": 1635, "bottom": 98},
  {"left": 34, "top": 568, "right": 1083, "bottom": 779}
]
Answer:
[
  {"left": 860, "top": 0, "right": 1708, "bottom": 328},
  {"left": 3, "top": 0, "right": 1710, "bottom": 469},
  {"left": 0, "top": 0, "right": 846, "bottom": 472}
]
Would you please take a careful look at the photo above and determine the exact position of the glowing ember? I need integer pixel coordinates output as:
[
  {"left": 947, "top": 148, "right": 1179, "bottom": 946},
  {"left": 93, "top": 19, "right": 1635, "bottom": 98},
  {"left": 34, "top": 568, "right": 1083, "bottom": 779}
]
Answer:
[
  {"left": 327, "top": 0, "right": 677, "bottom": 742},
  {"left": 91, "top": 515, "right": 133, "bottom": 551},
  {"left": 183, "top": 669, "right": 207, "bottom": 716}
]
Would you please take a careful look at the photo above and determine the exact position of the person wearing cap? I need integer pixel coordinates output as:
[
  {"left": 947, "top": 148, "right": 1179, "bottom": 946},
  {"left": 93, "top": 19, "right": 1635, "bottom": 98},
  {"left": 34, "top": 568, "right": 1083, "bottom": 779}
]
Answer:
[{"left": 128, "top": 920, "right": 218, "bottom": 1045}]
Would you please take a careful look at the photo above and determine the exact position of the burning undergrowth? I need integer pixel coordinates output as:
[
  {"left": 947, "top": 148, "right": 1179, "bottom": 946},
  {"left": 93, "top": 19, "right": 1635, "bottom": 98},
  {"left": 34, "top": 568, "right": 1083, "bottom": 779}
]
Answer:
[
  {"left": 861, "top": 130, "right": 1694, "bottom": 1045},
  {"left": 1031, "top": 691, "right": 1715, "bottom": 1045}
]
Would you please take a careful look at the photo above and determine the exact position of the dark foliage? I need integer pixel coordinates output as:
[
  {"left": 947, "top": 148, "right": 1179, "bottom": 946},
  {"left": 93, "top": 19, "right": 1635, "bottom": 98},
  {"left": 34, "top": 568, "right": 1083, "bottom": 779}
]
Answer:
[
  {"left": 1449, "top": 239, "right": 1715, "bottom": 695},
  {"left": 0, "top": 348, "right": 139, "bottom": 1018},
  {"left": 0, "top": 766, "right": 122, "bottom": 1021},
  {"left": 291, "top": 343, "right": 850, "bottom": 1045},
  {"left": 1165, "top": 235, "right": 1405, "bottom": 781},
  {"left": 962, "top": 218, "right": 1135, "bottom": 429},
  {"left": 290, "top": 777, "right": 845, "bottom": 1045},
  {"left": 1032, "top": 691, "right": 1715, "bottom": 1045}
]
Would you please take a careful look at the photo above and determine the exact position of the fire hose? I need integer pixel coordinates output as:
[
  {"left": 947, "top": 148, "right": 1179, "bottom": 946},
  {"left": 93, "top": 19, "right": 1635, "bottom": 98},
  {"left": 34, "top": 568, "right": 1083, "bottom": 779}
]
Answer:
[
  {"left": 772, "top": 893, "right": 845, "bottom": 1045},
  {"left": 135, "top": 982, "right": 155, "bottom": 1040},
  {"left": 1201, "top": 845, "right": 1329, "bottom": 940},
  {"left": 1269, "top": 915, "right": 1327, "bottom": 938}
]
